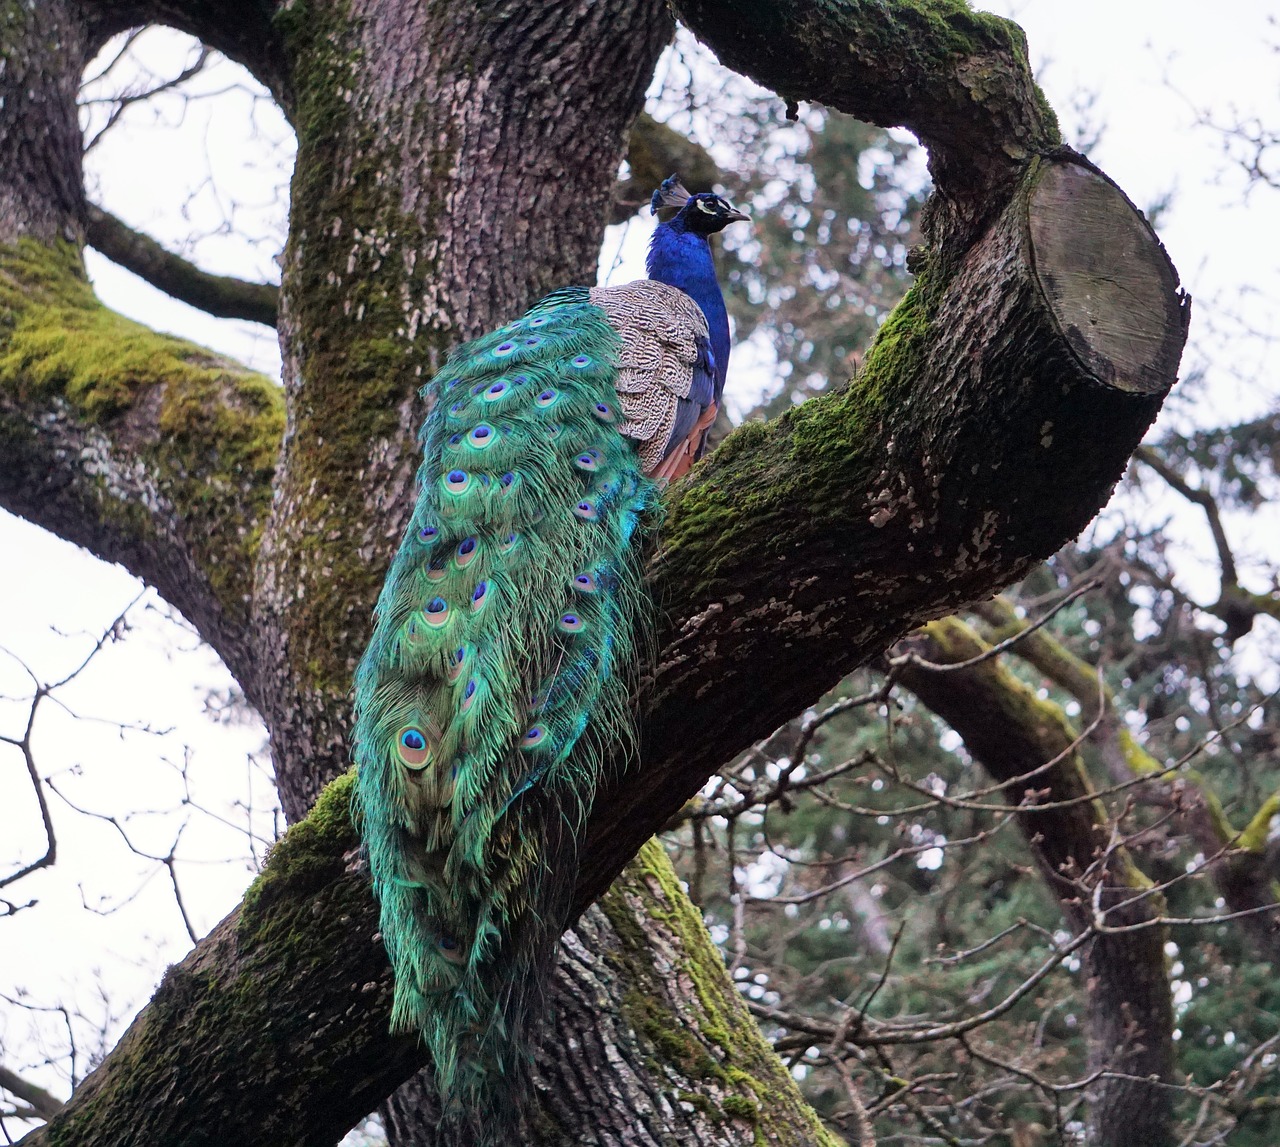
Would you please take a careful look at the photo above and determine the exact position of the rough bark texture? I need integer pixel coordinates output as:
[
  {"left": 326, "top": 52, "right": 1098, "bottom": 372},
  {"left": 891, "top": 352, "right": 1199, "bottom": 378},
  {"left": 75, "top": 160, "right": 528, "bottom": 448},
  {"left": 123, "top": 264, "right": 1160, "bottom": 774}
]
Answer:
[
  {"left": 21, "top": 780, "right": 836, "bottom": 1147},
  {"left": 0, "top": 0, "right": 1190, "bottom": 1143},
  {"left": 897, "top": 619, "right": 1176, "bottom": 1147},
  {"left": 256, "top": 0, "right": 673, "bottom": 826}
]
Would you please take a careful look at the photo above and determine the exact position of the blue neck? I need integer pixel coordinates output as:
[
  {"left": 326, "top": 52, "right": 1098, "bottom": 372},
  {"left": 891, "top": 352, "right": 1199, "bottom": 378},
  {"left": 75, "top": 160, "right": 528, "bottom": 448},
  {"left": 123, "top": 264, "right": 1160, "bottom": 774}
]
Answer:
[{"left": 646, "top": 222, "right": 730, "bottom": 399}]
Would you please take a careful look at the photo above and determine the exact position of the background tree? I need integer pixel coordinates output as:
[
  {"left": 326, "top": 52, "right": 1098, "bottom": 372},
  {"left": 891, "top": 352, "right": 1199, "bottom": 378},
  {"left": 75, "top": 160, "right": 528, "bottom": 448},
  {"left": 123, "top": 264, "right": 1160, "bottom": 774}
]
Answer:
[{"left": 9, "top": 2, "right": 1277, "bottom": 1145}]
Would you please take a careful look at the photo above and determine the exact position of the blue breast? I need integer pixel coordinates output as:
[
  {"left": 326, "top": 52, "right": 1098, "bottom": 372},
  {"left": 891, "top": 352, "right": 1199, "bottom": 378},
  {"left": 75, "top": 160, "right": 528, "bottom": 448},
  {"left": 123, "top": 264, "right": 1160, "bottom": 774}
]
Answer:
[{"left": 645, "top": 225, "right": 731, "bottom": 401}]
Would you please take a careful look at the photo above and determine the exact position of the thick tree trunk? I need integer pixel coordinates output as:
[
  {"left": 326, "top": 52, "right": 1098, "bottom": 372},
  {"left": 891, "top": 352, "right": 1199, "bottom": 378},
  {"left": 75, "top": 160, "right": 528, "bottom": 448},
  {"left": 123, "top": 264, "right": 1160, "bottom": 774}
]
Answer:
[{"left": 255, "top": 0, "right": 673, "bottom": 825}]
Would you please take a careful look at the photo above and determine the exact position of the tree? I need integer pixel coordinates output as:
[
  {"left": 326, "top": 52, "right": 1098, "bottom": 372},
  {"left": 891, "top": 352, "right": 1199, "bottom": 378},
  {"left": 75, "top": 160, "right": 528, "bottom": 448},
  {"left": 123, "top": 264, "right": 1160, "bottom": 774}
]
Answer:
[{"left": 0, "top": 1, "right": 1194, "bottom": 1144}]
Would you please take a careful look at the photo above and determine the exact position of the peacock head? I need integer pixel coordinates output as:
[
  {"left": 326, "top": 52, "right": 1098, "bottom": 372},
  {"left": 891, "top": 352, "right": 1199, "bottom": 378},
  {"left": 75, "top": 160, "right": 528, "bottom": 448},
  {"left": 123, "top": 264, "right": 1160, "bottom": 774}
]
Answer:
[{"left": 651, "top": 174, "right": 749, "bottom": 235}]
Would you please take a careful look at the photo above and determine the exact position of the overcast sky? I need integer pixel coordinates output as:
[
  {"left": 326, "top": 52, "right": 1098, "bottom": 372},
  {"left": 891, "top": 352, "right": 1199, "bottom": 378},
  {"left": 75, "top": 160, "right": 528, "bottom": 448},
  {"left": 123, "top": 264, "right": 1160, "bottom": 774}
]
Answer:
[{"left": 2, "top": 4, "right": 1277, "bottom": 1138}]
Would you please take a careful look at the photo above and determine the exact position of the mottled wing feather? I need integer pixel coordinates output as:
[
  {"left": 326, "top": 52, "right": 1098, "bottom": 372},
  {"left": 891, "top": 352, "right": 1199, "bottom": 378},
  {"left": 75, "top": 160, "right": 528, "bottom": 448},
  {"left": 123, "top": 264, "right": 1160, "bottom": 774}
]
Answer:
[{"left": 588, "top": 280, "right": 711, "bottom": 474}]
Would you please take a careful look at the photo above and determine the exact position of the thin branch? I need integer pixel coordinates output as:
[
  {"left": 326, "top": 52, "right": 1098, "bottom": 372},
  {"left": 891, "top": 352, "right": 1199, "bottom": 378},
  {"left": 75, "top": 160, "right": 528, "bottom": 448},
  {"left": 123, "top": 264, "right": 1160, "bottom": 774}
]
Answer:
[{"left": 85, "top": 206, "right": 279, "bottom": 327}]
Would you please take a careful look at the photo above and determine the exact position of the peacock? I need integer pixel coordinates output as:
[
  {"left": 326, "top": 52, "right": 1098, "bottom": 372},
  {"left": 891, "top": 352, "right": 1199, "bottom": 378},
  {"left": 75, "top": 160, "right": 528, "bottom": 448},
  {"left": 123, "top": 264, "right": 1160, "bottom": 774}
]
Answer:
[{"left": 352, "top": 174, "right": 747, "bottom": 1138}]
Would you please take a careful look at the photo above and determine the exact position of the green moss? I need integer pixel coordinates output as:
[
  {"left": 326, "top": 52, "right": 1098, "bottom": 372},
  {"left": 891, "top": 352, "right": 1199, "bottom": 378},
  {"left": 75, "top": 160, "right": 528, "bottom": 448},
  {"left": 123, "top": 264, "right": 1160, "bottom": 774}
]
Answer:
[
  {"left": 1238, "top": 792, "right": 1280, "bottom": 854},
  {"left": 659, "top": 269, "right": 937, "bottom": 613},
  {"left": 0, "top": 239, "right": 284, "bottom": 621},
  {"left": 240, "top": 771, "right": 358, "bottom": 937},
  {"left": 603, "top": 840, "right": 846, "bottom": 1146},
  {"left": 722, "top": 1093, "right": 761, "bottom": 1122},
  {"left": 261, "top": 0, "right": 456, "bottom": 696}
]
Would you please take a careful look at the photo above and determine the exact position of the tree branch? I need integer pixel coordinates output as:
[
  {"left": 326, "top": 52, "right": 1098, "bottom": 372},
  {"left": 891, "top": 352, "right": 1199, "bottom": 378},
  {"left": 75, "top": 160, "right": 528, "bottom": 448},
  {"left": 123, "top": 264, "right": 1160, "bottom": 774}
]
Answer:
[
  {"left": 670, "top": 0, "right": 1062, "bottom": 248},
  {"left": 894, "top": 617, "right": 1175, "bottom": 1147},
  {"left": 612, "top": 113, "right": 724, "bottom": 225},
  {"left": 974, "top": 590, "right": 1280, "bottom": 962},
  {"left": 0, "top": 241, "right": 283, "bottom": 694},
  {"left": 85, "top": 206, "right": 278, "bottom": 326},
  {"left": 78, "top": 0, "right": 292, "bottom": 114},
  {"left": 0, "top": 1066, "right": 63, "bottom": 1122}
]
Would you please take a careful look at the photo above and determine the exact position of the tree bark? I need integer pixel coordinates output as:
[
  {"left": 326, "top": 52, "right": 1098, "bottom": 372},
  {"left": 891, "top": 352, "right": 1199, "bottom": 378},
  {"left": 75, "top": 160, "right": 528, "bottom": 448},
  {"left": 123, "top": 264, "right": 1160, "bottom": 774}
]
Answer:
[
  {"left": 386, "top": 843, "right": 842, "bottom": 1147},
  {"left": 0, "top": 0, "right": 1189, "bottom": 1144}
]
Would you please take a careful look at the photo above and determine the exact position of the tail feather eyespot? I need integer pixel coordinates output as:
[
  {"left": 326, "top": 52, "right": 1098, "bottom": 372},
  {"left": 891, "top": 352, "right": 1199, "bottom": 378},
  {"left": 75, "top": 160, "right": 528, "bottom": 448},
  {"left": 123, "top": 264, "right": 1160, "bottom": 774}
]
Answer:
[
  {"left": 444, "top": 469, "right": 472, "bottom": 495},
  {"left": 396, "top": 726, "right": 432, "bottom": 770},
  {"left": 423, "top": 597, "right": 451, "bottom": 628}
]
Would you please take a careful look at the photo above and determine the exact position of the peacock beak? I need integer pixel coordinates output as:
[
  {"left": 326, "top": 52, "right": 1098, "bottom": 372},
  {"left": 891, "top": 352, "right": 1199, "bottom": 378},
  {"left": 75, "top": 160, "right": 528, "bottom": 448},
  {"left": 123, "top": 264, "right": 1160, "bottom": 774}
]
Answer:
[{"left": 725, "top": 207, "right": 750, "bottom": 223}]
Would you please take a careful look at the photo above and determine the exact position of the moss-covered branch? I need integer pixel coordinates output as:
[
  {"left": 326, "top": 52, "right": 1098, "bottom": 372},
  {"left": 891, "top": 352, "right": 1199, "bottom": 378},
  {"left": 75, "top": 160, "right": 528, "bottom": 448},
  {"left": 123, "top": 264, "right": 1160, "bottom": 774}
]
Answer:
[
  {"left": 22, "top": 780, "right": 842, "bottom": 1147},
  {"left": 670, "top": 0, "right": 1061, "bottom": 247},
  {"left": 896, "top": 617, "right": 1175, "bottom": 1147},
  {"left": 0, "top": 240, "right": 282, "bottom": 691},
  {"left": 85, "top": 206, "right": 279, "bottom": 327},
  {"left": 975, "top": 591, "right": 1280, "bottom": 962}
]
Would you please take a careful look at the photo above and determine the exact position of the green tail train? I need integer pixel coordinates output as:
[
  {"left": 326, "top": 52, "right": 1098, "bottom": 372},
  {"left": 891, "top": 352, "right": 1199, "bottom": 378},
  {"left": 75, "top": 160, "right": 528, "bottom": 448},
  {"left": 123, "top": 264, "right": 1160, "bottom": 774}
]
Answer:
[{"left": 352, "top": 287, "right": 659, "bottom": 1137}]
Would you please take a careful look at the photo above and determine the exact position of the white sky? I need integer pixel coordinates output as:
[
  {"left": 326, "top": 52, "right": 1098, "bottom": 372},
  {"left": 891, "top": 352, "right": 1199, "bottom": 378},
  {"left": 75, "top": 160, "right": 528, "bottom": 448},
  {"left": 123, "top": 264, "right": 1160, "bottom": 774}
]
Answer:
[{"left": 1, "top": 4, "right": 1278, "bottom": 1139}]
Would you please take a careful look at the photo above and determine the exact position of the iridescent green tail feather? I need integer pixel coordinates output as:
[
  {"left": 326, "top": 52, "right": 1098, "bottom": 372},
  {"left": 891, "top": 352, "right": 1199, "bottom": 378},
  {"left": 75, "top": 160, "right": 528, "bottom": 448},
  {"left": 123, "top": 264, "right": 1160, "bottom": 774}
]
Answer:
[{"left": 352, "top": 287, "right": 658, "bottom": 1137}]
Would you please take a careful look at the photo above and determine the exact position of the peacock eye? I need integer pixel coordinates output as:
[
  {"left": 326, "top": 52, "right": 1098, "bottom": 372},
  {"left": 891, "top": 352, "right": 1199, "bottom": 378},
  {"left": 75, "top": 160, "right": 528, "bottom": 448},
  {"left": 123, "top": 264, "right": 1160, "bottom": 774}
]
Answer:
[
  {"left": 570, "top": 354, "right": 591, "bottom": 369},
  {"left": 574, "top": 453, "right": 597, "bottom": 472},
  {"left": 424, "top": 597, "right": 451, "bottom": 627},
  {"left": 558, "top": 613, "right": 584, "bottom": 633},
  {"left": 696, "top": 198, "right": 716, "bottom": 214},
  {"left": 467, "top": 424, "right": 494, "bottom": 448},
  {"left": 455, "top": 537, "right": 478, "bottom": 568},
  {"left": 471, "top": 581, "right": 489, "bottom": 608},
  {"left": 572, "top": 572, "right": 597, "bottom": 593},
  {"left": 460, "top": 677, "right": 478, "bottom": 712},
  {"left": 484, "top": 381, "right": 507, "bottom": 401},
  {"left": 444, "top": 469, "right": 471, "bottom": 494},
  {"left": 499, "top": 531, "right": 518, "bottom": 552},
  {"left": 572, "top": 499, "right": 598, "bottom": 522},
  {"left": 417, "top": 524, "right": 438, "bottom": 543},
  {"left": 396, "top": 726, "right": 431, "bottom": 769},
  {"left": 535, "top": 388, "right": 558, "bottom": 408},
  {"left": 436, "top": 931, "right": 465, "bottom": 963},
  {"left": 521, "top": 725, "right": 547, "bottom": 750},
  {"left": 493, "top": 340, "right": 516, "bottom": 357}
]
